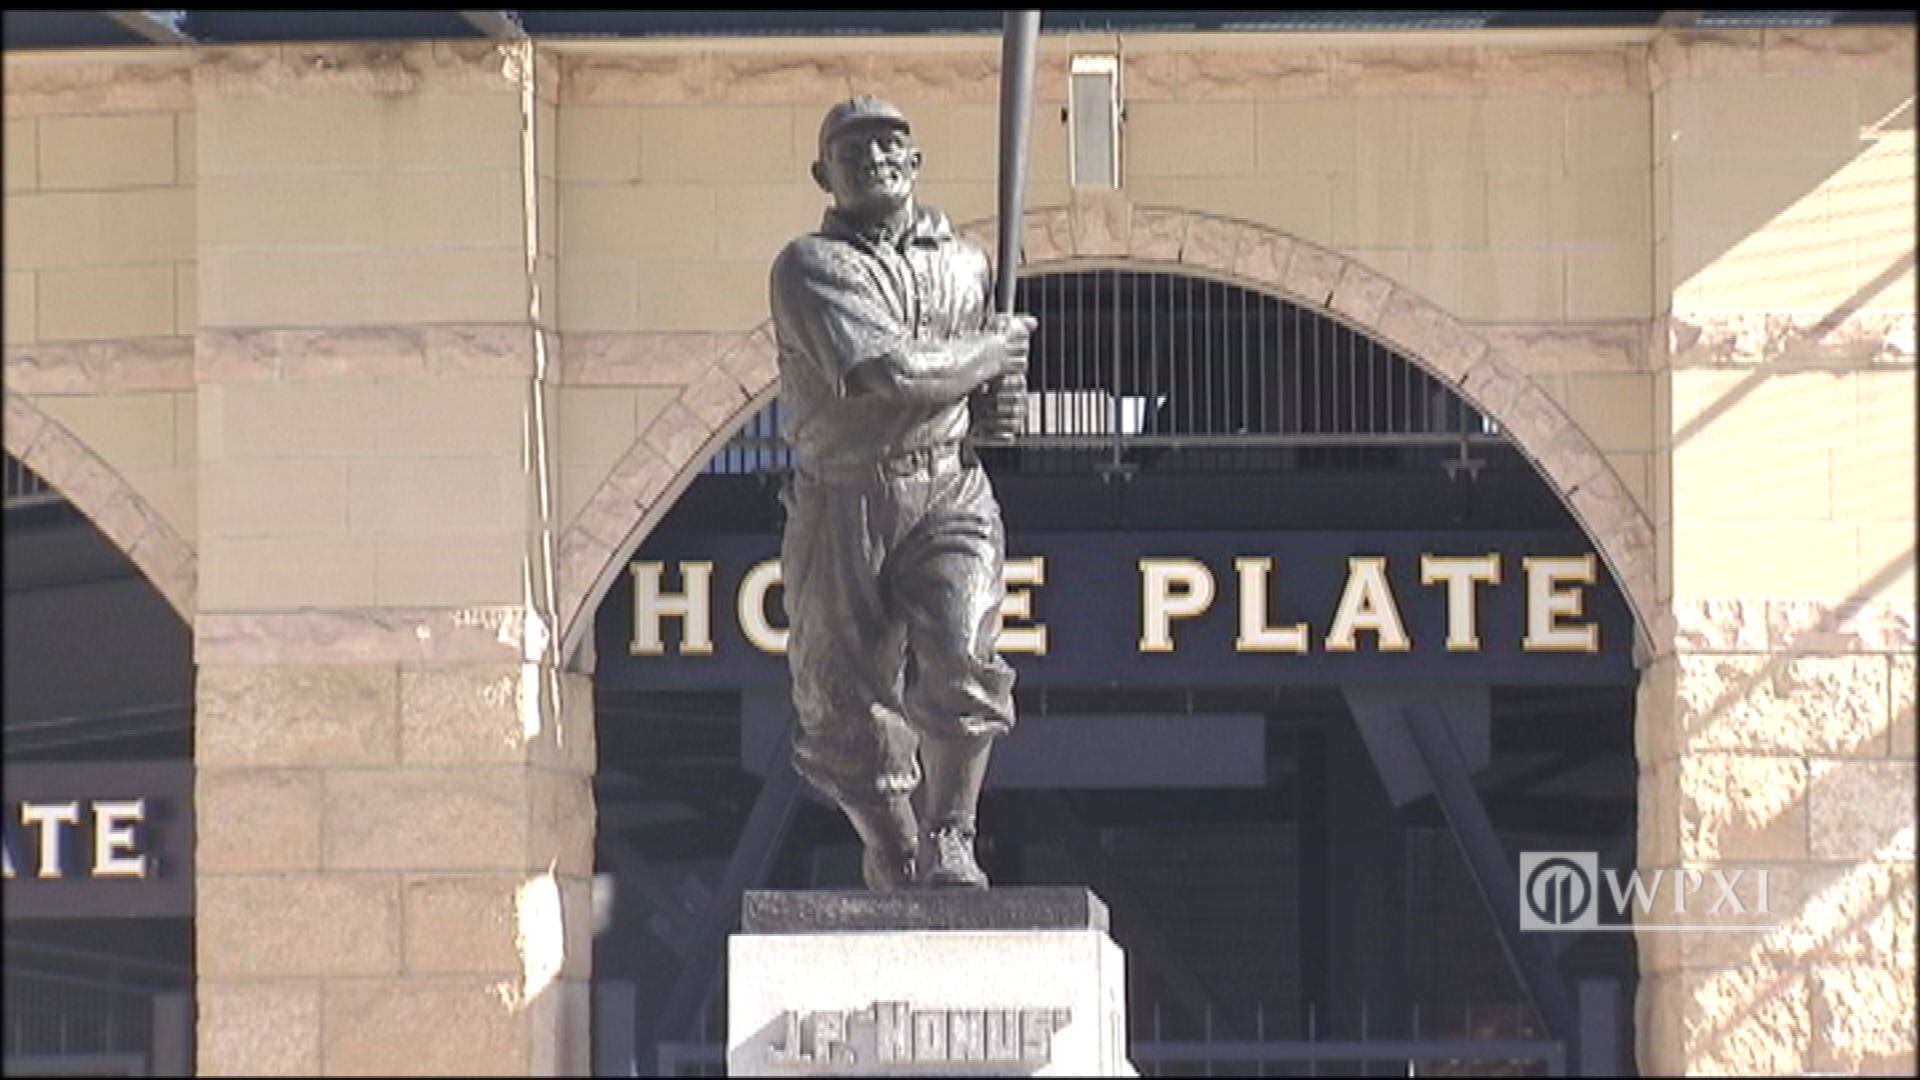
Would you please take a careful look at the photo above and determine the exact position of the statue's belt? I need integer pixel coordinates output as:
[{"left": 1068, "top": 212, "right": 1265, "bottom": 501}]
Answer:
[{"left": 799, "top": 440, "right": 972, "bottom": 485}]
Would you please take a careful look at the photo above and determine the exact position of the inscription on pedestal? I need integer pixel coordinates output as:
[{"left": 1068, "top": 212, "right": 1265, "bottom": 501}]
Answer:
[
  {"left": 731, "top": 889, "right": 1127, "bottom": 1075},
  {"left": 766, "top": 1001, "right": 1072, "bottom": 1070}
]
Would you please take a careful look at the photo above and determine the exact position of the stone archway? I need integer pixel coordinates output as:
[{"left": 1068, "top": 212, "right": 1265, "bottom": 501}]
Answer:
[
  {"left": 3, "top": 389, "right": 197, "bottom": 622},
  {"left": 555, "top": 198, "right": 1658, "bottom": 666}
]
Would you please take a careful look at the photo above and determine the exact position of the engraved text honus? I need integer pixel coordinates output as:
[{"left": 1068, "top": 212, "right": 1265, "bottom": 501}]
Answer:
[{"left": 767, "top": 1001, "right": 1072, "bottom": 1069}]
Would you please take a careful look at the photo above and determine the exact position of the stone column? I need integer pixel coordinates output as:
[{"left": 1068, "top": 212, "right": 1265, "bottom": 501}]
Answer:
[
  {"left": 1640, "top": 26, "right": 1916, "bottom": 1076},
  {"left": 190, "top": 41, "right": 594, "bottom": 1075}
]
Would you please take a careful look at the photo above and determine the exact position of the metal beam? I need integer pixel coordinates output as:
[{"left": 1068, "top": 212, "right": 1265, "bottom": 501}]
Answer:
[
  {"left": 593, "top": 830, "right": 704, "bottom": 955},
  {"left": 1658, "top": 11, "right": 1706, "bottom": 27},
  {"left": 102, "top": 11, "right": 194, "bottom": 45},
  {"left": 594, "top": 980, "right": 639, "bottom": 1078},
  {"left": 458, "top": 10, "right": 526, "bottom": 38},
  {"left": 1394, "top": 701, "right": 1579, "bottom": 1046},
  {"left": 1006, "top": 790, "right": 1240, "bottom": 1038},
  {"left": 1484, "top": 751, "right": 1596, "bottom": 801},
  {"left": 1344, "top": 684, "right": 1489, "bottom": 808},
  {"left": 652, "top": 714, "right": 803, "bottom": 1043},
  {"left": 1576, "top": 977, "right": 1625, "bottom": 1076},
  {"left": 150, "top": 992, "right": 192, "bottom": 1078}
]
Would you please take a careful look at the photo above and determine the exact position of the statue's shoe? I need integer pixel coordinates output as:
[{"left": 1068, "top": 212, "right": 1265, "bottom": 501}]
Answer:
[
  {"left": 917, "top": 824, "right": 988, "bottom": 889},
  {"left": 861, "top": 846, "right": 917, "bottom": 892}
]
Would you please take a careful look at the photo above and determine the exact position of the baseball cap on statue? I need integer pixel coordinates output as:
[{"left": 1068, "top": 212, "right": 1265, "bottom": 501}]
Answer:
[{"left": 817, "top": 95, "right": 911, "bottom": 159}]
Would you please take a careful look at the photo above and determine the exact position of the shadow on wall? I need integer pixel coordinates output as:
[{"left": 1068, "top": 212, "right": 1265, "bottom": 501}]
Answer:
[
  {"left": 1668, "top": 78, "right": 1912, "bottom": 296},
  {"left": 1666, "top": 82, "right": 1914, "bottom": 364},
  {"left": 1663, "top": 67, "right": 1915, "bottom": 630},
  {"left": 1645, "top": 548, "right": 1916, "bottom": 1072}
]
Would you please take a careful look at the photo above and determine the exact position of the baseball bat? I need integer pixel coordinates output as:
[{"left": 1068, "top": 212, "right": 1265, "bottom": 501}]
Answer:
[
  {"left": 979, "top": 9, "right": 1041, "bottom": 443},
  {"left": 995, "top": 10, "right": 1041, "bottom": 316}
]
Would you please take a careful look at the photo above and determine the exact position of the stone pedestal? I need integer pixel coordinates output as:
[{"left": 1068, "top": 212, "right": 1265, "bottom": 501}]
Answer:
[{"left": 728, "top": 888, "right": 1132, "bottom": 1076}]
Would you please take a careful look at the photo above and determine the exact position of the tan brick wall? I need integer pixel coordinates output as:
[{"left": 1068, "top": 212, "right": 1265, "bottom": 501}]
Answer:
[
  {"left": 1636, "top": 648, "right": 1916, "bottom": 1076},
  {"left": 552, "top": 384, "right": 677, "bottom": 528},
  {"left": 1657, "top": 30, "right": 1915, "bottom": 608},
  {"left": 543, "top": 33, "right": 1677, "bottom": 537},
  {"left": 30, "top": 389, "right": 198, "bottom": 540},
  {"left": 536, "top": 33, "right": 1686, "bottom": 604},
  {"left": 3, "top": 73, "right": 196, "bottom": 346},
  {"left": 4, "top": 116, "right": 39, "bottom": 191},
  {"left": 175, "top": 45, "right": 589, "bottom": 1073},
  {"left": 195, "top": 367, "right": 545, "bottom": 611},
  {"left": 4, "top": 55, "right": 199, "bottom": 557},
  {"left": 194, "top": 62, "right": 529, "bottom": 331},
  {"left": 1659, "top": 34, "right": 1914, "bottom": 335},
  {"left": 1643, "top": 36, "right": 1917, "bottom": 1057},
  {"left": 1122, "top": 45, "right": 1652, "bottom": 324},
  {"left": 195, "top": 661, "right": 595, "bottom": 1074},
  {"left": 197, "top": 981, "right": 324, "bottom": 1076}
]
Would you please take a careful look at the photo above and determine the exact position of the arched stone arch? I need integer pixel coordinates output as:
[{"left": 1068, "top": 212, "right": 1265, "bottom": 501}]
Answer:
[
  {"left": 554, "top": 329, "right": 779, "bottom": 665},
  {"left": 556, "top": 199, "right": 1658, "bottom": 664},
  {"left": 4, "top": 389, "right": 197, "bottom": 623}
]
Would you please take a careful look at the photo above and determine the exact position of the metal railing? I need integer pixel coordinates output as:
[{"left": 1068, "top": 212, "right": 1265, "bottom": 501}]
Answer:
[
  {"left": 2, "top": 942, "right": 192, "bottom": 1076},
  {"left": 709, "top": 269, "right": 1503, "bottom": 477},
  {"left": 1132, "top": 1038, "right": 1566, "bottom": 1076},
  {"left": 600, "top": 984, "right": 1623, "bottom": 1078},
  {"left": 4, "top": 454, "right": 62, "bottom": 509},
  {"left": 1017, "top": 270, "right": 1493, "bottom": 445}
]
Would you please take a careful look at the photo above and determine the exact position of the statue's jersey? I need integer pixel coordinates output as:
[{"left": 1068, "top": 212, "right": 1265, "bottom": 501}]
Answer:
[{"left": 770, "top": 204, "right": 993, "bottom": 469}]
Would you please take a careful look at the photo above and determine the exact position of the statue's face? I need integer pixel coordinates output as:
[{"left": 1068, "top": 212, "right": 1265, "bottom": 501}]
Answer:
[{"left": 813, "top": 122, "right": 922, "bottom": 218}]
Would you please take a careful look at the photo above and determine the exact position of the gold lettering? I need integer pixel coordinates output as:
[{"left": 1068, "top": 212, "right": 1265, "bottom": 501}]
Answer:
[
  {"left": 1234, "top": 556, "right": 1310, "bottom": 653},
  {"left": 1325, "top": 557, "right": 1411, "bottom": 652},
  {"left": 998, "top": 556, "right": 1049, "bottom": 655},
  {"left": 91, "top": 798, "right": 147, "bottom": 878},
  {"left": 737, "top": 559, "right": 788, "bottom": 655},
  {"left": 1139, "top": 558, "right": 1215, "bottom": 653},
  {"left": 20, "top": 801, "right": 80, "bottom": 879},
  {"left": 629, "top": 561, "right": 715, "bottom": 656},
  {"left": 1420, "top": 554, "right": 1501, "bottom": 652},
  {"left": 1523, "top": 555, "right": 1599, "bottom": 652}
]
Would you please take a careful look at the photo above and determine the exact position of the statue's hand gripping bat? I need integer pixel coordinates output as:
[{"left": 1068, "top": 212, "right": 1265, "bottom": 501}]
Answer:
[{"left": 973, "top": 10, "right": 1041, "bottom": 444}]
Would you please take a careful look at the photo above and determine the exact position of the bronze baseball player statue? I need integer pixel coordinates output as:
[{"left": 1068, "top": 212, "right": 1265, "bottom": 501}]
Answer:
[{"left": 770, "top": 96, "right": 1033, "bottom": 890}]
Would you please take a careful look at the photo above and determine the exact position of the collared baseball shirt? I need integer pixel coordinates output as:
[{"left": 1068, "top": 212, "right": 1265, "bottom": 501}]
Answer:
[{"left": 770, "top": 203, "right": 993, "bottom": 470}]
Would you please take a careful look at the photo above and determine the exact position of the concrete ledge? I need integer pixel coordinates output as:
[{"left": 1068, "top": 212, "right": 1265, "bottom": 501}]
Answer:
[
  {"left": 742, "top": 887, "right": 1110, "bottom": 935},
  {"left": 1660, "top": 597, "right": 1918, "bottom": 657},
  {"left": 2, "top": 51, "right": 194, "bottom": 116},
  {"left": 194, "top": 41, "right": 532, "bottom": 99},
  {"left": 195, "top": 324, "right": 537, "bottom": 382},
  {"left": 1665, "top": 311, "right": 1916, "bottom": 370},
  {"left": 195, "top": 606, "right": 548, "bottom": 667},
  {"left": 4, "top": 336, "right": 195, "bottom": 393}
]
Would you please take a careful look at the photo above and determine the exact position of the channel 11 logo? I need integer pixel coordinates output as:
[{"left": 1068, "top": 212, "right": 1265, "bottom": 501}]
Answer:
[{"left": 1519, "top": 852, "right": 1598, "bottom": 931}]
